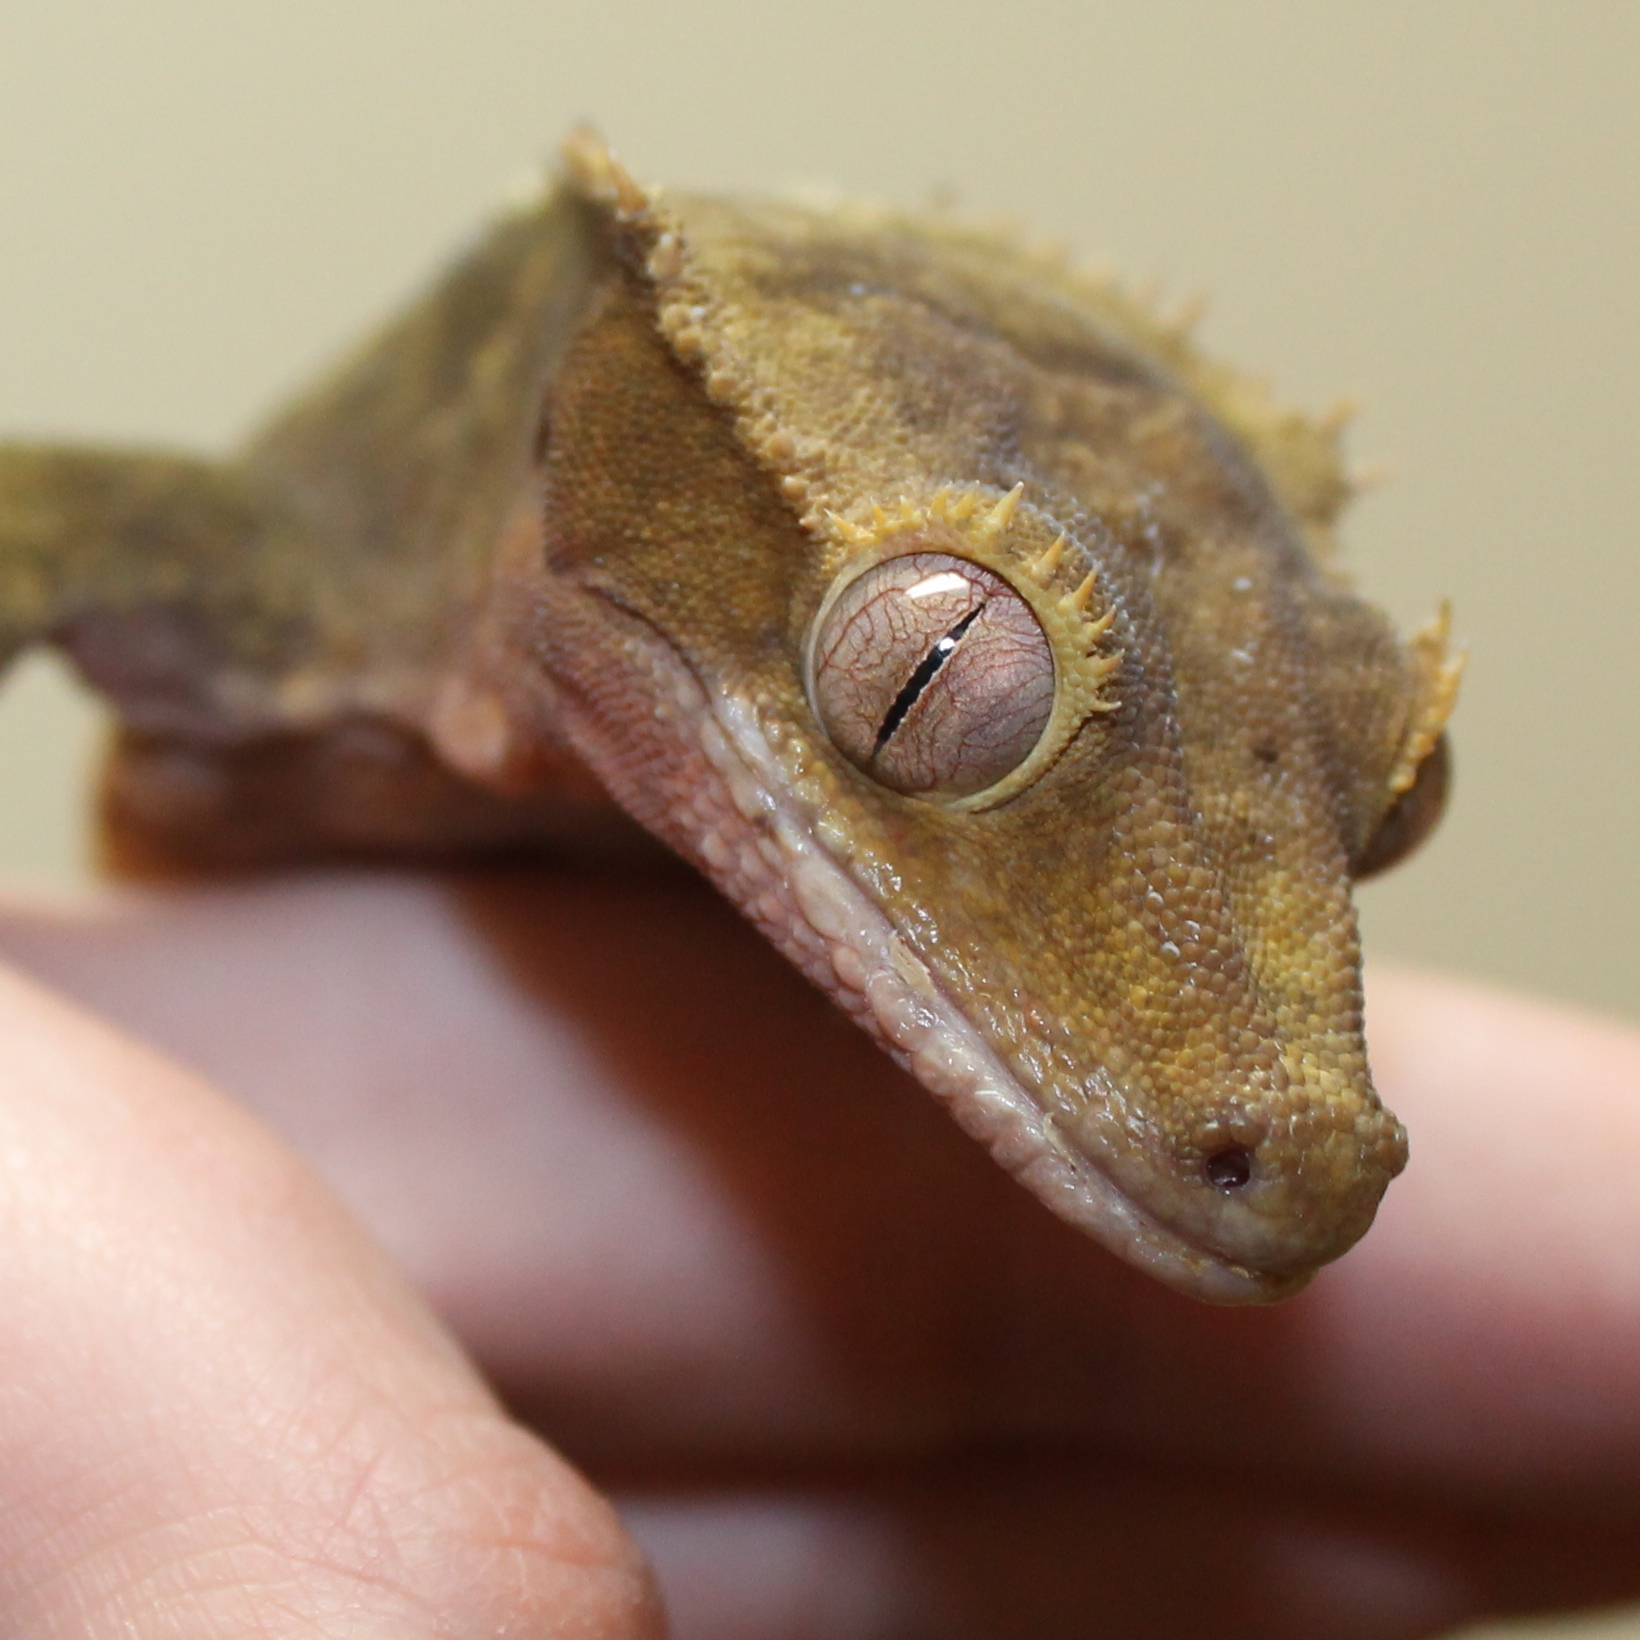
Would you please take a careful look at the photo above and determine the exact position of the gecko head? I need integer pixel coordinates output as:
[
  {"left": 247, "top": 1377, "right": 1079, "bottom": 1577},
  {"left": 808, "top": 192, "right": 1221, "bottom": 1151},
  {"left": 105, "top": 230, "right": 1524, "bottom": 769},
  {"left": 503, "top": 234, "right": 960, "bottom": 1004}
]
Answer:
[
  {"left": 539, "top": 374, "right": 1449, "bottom": 1301},
  {"left": 537, "top": 162, "right": 1458, "bottom": 1300}
]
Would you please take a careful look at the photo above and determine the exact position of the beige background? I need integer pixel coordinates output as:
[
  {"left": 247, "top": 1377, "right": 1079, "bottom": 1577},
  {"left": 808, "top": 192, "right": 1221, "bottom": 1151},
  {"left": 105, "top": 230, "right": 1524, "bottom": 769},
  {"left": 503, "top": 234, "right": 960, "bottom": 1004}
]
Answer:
[{"left": 0, "top": 5, "right": 1636, "bottom": 1633}]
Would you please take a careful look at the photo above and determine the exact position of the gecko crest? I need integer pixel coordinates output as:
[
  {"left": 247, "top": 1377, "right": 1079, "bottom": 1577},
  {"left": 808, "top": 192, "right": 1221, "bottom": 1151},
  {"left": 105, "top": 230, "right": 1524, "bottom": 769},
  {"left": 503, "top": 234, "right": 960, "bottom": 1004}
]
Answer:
[{"left": 1390, "top": 602, "right": 1465, "bottom": 795}]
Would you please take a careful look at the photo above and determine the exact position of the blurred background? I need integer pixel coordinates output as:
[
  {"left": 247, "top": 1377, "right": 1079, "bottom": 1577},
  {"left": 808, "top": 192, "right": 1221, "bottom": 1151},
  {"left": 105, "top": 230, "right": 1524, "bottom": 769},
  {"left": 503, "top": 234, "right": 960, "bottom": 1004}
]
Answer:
[{"left": 0, "top": 6, "right": 1634, "bottom": 1634}]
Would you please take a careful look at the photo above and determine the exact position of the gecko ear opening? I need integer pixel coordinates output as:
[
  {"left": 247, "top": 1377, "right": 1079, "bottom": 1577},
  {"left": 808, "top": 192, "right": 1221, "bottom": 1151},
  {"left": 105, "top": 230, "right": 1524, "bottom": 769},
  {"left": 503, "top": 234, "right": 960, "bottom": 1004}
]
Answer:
[{"left": 1351, "top": 733, "right": 1451, "bottom": 881}]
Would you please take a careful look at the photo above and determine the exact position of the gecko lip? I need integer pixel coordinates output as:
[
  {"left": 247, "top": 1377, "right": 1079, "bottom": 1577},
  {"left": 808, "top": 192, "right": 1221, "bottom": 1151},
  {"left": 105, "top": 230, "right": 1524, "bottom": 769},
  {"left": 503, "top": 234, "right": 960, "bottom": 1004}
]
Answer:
[{"left": 703, "top": 694, "right": 1313, "bottom": 1306}]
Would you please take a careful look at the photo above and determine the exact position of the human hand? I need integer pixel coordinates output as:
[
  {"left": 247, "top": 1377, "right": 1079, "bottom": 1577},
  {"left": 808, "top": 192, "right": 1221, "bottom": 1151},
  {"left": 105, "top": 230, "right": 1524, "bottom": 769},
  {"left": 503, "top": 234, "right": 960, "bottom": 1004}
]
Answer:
[{"left": 0, "top": 868, "right": 1635, "bottom": 1639}]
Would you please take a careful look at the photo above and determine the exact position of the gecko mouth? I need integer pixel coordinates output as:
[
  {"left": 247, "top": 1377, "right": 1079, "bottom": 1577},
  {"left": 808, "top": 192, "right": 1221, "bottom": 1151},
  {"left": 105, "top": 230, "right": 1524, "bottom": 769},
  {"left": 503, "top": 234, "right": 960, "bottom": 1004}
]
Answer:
[{"left": 698, "top": 691, "right": 1313, "bottom": 1307}]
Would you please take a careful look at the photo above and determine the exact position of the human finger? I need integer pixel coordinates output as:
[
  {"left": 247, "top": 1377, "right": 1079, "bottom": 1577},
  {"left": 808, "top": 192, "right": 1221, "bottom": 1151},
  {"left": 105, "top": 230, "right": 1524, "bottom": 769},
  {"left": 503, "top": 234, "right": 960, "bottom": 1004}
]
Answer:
[
  {"left": 0, "top": 957, "right": 658, "bottom": 1638},
  {"left": 618, "top": 1459, "right": 1640, "bottom": 1640},
  {"left": 4, "top": 874, "right": 1640, "bottom": 1515}
]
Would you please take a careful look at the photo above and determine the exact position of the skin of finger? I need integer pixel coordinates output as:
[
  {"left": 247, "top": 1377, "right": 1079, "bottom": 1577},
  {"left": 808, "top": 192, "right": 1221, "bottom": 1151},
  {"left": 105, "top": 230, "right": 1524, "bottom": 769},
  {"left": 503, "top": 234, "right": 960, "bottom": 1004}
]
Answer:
[
  {"left": 1, "top": 874, "right": 1639, "bottom": 1503},
  {"left": 0, "top": 912, "right": 1532, "bottom": 1640},
  {"left": 616, "top": 1458, "right": 1640, "bottom": 1640},
  {"left": 0, "top": 870, "right": 1012, "bottom": 1460},
  {"left": 978, "top": 963, "right": 1640, "bottom": 1504},
  {"left": 1280, "top": 967, "right": 1640, "bottom": 1498},
  {"left": 0, "top": 962, "right": 661, "bottom": 1639},
  {"left": 618, "top": 1472, "right": 1532, "bottom": 1640},
  {"left": 5, "top": 875, "right": 1640, "bottom": 1632}
]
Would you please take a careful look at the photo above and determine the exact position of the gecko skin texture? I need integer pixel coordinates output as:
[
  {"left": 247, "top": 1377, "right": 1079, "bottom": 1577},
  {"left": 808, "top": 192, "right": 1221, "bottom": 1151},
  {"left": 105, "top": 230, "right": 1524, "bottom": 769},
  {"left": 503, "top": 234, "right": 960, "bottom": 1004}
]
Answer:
[{"left": 0, "top": 134, "right": 1459, "bottom": 1303}]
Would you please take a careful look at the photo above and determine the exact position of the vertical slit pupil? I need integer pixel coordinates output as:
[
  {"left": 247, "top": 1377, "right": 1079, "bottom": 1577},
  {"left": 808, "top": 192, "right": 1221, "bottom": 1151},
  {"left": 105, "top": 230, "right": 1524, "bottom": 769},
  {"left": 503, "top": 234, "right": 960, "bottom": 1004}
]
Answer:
[{"left": 873, "top": 604, "right": 984, "bottom": 758}]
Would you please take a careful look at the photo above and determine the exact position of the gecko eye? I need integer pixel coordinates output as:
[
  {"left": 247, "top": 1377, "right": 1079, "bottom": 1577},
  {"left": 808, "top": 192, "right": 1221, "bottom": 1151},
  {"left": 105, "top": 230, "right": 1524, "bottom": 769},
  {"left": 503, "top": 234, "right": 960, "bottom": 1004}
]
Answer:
[
  {"left": 810, "top": 552, "right": 1055, "bottom": 798},
  {"left": 1352, "top": 733, "right": 1451, "bottom": 881}
]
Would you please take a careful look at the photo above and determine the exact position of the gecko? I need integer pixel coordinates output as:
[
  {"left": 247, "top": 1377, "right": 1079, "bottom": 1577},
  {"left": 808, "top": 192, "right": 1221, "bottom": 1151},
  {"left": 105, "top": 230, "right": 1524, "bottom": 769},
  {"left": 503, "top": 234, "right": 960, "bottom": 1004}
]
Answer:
[{"left": 0, "top": 134, "right": 1460, "bottom": 1304}]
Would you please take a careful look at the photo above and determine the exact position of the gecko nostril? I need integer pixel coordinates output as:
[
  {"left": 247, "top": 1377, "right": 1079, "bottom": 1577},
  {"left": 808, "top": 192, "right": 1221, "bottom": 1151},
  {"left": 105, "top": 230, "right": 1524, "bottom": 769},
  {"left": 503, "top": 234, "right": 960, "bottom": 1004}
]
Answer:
[{"left": 1205, "top": 1145, "right": 1254, "bottom": 1191}]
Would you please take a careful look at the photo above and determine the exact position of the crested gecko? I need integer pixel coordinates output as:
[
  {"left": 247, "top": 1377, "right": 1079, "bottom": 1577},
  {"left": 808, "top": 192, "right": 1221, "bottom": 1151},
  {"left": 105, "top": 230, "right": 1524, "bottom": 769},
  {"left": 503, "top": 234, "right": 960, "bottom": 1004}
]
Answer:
[{"left": 0, "top": 134, "right": 1460, "bottom": 1304}]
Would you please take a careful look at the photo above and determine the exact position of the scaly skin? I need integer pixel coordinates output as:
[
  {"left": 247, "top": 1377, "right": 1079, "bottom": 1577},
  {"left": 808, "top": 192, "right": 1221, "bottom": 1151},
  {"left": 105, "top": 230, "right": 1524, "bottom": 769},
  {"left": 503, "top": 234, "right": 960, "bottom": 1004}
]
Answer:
[{"left": 0, "top": 135, "right": 1459, "bottom": 1302}]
